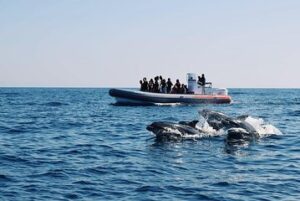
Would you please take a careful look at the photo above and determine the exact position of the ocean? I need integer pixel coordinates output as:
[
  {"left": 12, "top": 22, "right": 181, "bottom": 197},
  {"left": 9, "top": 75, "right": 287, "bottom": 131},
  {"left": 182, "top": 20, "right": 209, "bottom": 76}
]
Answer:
[{"left": 0, "top": 88, "right": 299, "bottom": 200}]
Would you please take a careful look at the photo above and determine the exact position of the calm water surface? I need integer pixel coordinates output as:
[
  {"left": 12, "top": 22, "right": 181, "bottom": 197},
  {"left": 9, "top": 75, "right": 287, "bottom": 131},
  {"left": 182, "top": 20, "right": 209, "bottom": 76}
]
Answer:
[{"left": 0, "top": 88, "right": 299, "bottom": 200}]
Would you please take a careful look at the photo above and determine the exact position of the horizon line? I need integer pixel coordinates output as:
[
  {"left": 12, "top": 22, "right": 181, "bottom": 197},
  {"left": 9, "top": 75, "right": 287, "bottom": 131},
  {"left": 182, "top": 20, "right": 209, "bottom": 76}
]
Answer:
[{"left": 0, "top": 86, "right": 299, "bottom": 89}]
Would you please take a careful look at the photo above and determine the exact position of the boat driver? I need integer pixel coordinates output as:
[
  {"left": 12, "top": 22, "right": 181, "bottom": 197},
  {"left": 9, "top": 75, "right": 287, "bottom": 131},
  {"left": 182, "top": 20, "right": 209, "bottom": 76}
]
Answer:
[{"left": 198, "top": 74, "right": 206, "bottom": 94}]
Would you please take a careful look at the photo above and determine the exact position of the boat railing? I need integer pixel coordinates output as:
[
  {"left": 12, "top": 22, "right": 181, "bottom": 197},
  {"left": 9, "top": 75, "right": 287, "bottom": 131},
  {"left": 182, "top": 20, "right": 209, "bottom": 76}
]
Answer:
[
  {"left": 205, "top": 82, "right": 212, "bottom": 88},
  {"left": 196, "top": 82, "right": 213, "bottom": 95}
]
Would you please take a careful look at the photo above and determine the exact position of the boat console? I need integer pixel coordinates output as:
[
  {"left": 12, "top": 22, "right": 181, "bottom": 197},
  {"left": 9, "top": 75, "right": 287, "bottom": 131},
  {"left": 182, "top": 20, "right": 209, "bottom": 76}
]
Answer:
[{"left": 187, "top": 73, "right": 228, "bottom": 96}]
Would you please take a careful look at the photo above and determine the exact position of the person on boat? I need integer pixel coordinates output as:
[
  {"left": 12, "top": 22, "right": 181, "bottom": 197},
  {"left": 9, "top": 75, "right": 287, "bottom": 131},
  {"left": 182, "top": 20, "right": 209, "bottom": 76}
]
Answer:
[
  {"left": 153, "top": 77, "right": 160, "bottom": 93},
  {"left": 160, "top": 79, "right": 167, "bottom": 93},
  {"left": 158, "top": 75, "right": 163, "bottom": 91},
  {"left": 158, "top": 75, "right": 162, "bottom": 84},
  {"left": 198, "top": 76, "right": 203, "bottom": 86},
  {"left": 201, "top": 74, "right": 206, "bottom": 86},
  {"left": 141, "top": 77, "right": 148, "bottom": 91},
  {"left": 184, "top": 84, "right": 189, "bottom": 94},
  {"left": 171, "top": 85, "right": 177, "bottom": 94},
  {"left": 181, "top": 84, "right": 187, "bottom": 94},
  {"left": 148, "top": 79, "right": 154, "bottom": 92},
  {"left": 175, "top": 79, "right": 181, "bottom": 89},
  {"left": 198, "top": 74, "right": 206, "bottom": 94},
  {"left": 139, "top": 80, "right": 143, "bottom": 91},
  {"left": 178, "top": 84, "right": 184, "bottom": 94},
  {"left": 171, "top": 79, "right": 181, "bottom": 94},
  {"left": 167, "top": 78, "right": 173, "bottom": 93}
]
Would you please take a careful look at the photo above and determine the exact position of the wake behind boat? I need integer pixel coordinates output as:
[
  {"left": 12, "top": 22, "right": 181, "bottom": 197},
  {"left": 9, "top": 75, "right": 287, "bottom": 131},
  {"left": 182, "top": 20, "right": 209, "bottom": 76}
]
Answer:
[{"left": 109, "top": 73, "right": 232, "bottom": 105}]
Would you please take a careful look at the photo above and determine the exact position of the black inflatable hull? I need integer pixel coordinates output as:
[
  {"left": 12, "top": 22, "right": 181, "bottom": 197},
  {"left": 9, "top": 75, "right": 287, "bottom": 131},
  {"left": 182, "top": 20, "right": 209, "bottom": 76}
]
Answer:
[{"left": 109, "top": 89, "right": 231, "bottom": 105}]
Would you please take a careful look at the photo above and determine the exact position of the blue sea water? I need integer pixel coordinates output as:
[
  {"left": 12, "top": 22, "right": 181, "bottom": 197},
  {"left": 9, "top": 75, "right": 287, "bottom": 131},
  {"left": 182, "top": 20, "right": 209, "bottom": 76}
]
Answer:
[{"left": 0, "top": 88, "right": 299, "bottom": 201}]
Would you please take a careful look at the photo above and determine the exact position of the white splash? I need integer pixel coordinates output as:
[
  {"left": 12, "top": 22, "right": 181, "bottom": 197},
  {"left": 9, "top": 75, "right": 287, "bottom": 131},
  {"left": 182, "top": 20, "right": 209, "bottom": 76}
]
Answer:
[
  {"left": 244, "top": 116, "right": 282, "bottom": 136},
  {"left": 156, "top": 113, "right": 282, "bottom": 141},
  {"left": 195, "top": 117, "right": 226, "bottom": 137},
  {"left": 181, "top": 115, "right": 282, "bottom": 139},
  {"left": 163, "top": 127, "right": 182, "bottom": 135},
  {"left": 159, "top": 127, "right": 208, "bottom": 140}
]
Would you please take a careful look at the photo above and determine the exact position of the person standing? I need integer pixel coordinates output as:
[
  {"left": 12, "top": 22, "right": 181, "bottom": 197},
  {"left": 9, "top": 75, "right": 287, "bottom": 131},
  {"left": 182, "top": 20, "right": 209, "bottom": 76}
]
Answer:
[
  {"left": 200, "top": 74, "right": 206, "bottom": 94},
  {"left": 198, "top": 75, "right": 205, "bottom": 86},
  {"left": 201, "top": 74, "right": 206, "bottom": 86}
]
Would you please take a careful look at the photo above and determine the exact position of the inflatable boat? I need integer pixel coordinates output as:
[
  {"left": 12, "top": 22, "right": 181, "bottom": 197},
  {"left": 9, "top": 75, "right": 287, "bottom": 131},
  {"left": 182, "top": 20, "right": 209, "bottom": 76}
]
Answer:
[{"left": 109, "top": 73, "right": 232, "bottom": 105}]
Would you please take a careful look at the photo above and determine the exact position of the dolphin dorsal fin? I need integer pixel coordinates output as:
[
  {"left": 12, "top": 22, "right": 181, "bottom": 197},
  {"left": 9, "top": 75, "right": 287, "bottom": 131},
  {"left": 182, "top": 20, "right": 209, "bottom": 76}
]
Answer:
[
  {"left": 188, "top": 120, "right": 199, "bottom": 128},
  {"left": 236, "top": 115, "right": 249, "bottom": 121}
]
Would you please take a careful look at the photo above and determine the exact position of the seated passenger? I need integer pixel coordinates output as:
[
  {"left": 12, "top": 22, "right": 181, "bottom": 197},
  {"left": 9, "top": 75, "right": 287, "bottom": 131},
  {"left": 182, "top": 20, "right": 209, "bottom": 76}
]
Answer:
[
  {"left": 180, "top": 84, "right": 187, "bottom": 94},
  {"left": 141, "top": 77, "right": 148, "bottom": 91},
  {"left": 153, "top": 78, "right": 159, "bottom": 93},
  {"left": 167, "top": 78, "right": 173, "bottom": 93},
  {"left": 184, "top": 85, "right": 188, "bottom": 94},
  {"left": 139, "top": 80, "right": 143, "bottom": 91},
  {"left": 171, "top": 85, "right": 177, "bottom": 94},
  {"left": 171, "top": 80, "right": 181, "bottom": 94},
  {"left": 158, "top": 75, "right": 163, "bottom": 89},
  {"left": 175, "top": 79, "right": 181, "bottom": 89},
  {"left": 177, "top": 84, "right": 183, "bottom": 94},
  {"left": 160, "top": 79, "right": 167, "bottom": 93},
  {"left": 148, "top": 79, "right": 154, "bottom": 92}
]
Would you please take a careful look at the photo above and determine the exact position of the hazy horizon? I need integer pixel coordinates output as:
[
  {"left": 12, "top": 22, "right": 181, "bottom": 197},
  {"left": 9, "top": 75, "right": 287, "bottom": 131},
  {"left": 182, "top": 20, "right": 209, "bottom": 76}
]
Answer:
[{"left": 1, "top": 1, "right": 300, "bottom": 88}]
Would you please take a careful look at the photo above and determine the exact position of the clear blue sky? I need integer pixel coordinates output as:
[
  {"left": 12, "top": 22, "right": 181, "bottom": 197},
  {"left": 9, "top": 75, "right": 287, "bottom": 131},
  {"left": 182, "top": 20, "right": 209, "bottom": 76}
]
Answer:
[{"left": 1, "top": 0, "right": 300, "bottom": 88}]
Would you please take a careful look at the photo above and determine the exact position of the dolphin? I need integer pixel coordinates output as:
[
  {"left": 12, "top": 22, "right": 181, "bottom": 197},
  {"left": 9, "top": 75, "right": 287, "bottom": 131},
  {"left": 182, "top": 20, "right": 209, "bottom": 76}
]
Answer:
[
  {"left": 199, "top": 110, "right": 258, "bottom": 134},
  {"left": 199, "top": 109, "right": 259, "bottom": 145},
  {"left": 226, "top": 128, "right": 256, "bottom": 146},
  {"left": 199, "top": 109, "right": 241, "bottom": 130},
  {"left": 178, "top": 120, "right": 199, "bottom": 128},
  {"left": 147, "top": 110, "right": 261, "bottom": 145},
  {"left": 146, "top": 121, "right": 202, "bottom": 141}
]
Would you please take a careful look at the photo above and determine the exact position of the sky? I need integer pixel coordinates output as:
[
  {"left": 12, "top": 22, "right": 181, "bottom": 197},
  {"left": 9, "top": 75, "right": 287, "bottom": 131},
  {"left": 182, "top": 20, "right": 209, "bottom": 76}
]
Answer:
[{"left": 1, "top": 0, "right": 300, "bottom": 88}]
